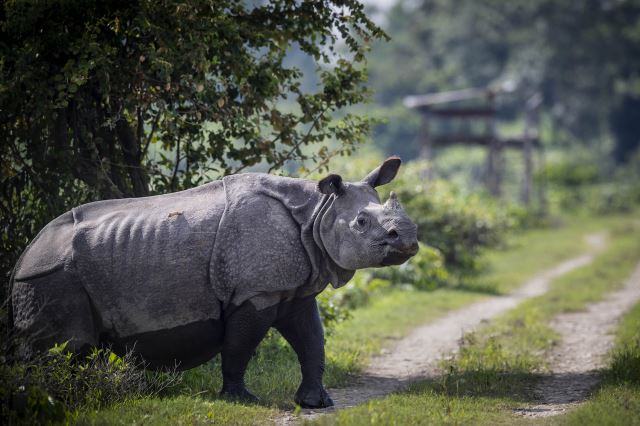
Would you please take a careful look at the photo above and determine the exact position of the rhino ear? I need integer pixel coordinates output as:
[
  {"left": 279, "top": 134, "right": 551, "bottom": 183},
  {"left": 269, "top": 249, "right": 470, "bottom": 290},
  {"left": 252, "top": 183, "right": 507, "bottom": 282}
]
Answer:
[
  {"left": 318, "top": 174, "right": 345, "bottom": 196},
  {"left": 363, "top": 156, "right": 401, "bottom": 188}
]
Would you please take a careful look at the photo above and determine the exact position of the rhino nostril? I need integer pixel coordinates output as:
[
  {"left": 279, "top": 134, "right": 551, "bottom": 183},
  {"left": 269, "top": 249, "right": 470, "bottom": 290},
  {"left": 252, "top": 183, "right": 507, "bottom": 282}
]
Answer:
[{"left": 388, "top": 229, "right": 398, "bottom": 239}]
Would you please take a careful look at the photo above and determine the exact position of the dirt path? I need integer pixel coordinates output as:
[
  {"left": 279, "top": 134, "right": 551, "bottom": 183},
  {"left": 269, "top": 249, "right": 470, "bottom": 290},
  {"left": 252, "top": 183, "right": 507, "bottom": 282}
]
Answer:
[
  {"left": 515, "top": 261, "right": 640, "bottom": 418},
  {"left": 278, "top": 234, "right": 607, "bottom": 424}
]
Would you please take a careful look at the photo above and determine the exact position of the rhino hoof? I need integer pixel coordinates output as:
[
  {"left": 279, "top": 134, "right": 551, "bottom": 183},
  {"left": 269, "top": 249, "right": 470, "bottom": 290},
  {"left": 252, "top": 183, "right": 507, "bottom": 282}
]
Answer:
[
  {"left": 220, "top": 386, "right": 259, "bottom": 404},
  {"left": 295, "top": 386, "right": 334, "bottom": 409}
]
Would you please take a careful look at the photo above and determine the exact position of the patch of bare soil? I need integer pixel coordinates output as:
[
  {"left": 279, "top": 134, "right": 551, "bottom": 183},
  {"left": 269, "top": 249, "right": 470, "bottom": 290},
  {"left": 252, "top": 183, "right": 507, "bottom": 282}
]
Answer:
[
  {"left": 515, "top": 262, "right": 640, "bottom": 418},
  {"left": 277, "top": 234, "right": 607, "bottom": 424}
]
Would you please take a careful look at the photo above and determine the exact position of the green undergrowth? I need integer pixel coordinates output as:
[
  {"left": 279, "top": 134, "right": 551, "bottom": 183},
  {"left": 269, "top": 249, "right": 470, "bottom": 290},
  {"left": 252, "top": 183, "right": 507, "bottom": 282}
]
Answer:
[{"left": 312, "top": 213, "right": 640, "bottom": 425}]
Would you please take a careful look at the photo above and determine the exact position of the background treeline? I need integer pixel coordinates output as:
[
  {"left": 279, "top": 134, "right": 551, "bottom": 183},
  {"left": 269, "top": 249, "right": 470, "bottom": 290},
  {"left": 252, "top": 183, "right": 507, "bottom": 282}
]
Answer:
[{"left": 365, "top": 0, "right": 640, "bottom": 164}]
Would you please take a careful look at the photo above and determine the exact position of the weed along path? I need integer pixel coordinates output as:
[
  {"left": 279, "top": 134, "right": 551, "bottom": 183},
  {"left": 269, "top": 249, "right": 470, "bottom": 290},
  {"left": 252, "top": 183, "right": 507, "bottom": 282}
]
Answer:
[
  {"left": 279, "top": 233, "right": 607, "bottom": 424},
  {"left": 516, "top": 261, "right": 640, "bottom": 418}
]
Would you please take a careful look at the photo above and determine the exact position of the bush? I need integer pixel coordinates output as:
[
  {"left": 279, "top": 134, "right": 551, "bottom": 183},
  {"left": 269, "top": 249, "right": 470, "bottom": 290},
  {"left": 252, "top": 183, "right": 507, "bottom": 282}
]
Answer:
[
  {"left": 382, "top": 161, "right": 515, "bottom": 278},
  {"left": 318, "top": 271, "right": 392, "bottom": 335},
  {"left": 540, "top": 155, "right": 640, "bottom": 214},
  {"left": 585, "top": 183, "right": 640, "bottom": 214},
  {"left": 544, "top": 160, "right": 600, "bottom": 188},
  {"left": 0, "top": 343, "right": 181, "bottom": 424},
  {"left": 318, "top": 243, "right": 450, "bottom": 332},
  {"left": 373, "top": 243, "right": 449, "bottom": 291}
]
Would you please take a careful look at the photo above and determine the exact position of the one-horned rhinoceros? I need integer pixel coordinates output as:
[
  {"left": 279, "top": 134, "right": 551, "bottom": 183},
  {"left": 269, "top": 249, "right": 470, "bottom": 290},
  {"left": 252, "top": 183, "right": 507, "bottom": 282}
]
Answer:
[{"left": 10, "top": 157, "right": 418, "bottom": 408}]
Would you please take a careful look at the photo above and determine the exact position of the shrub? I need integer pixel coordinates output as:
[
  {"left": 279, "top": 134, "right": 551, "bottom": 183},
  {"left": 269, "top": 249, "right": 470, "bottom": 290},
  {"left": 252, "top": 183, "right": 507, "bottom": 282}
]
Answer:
[
  {"left": 317, "top": 291, "right": 353, "bottom": 336},
  {"left": 373, "top": 243, "right": 449, "bottom": 291},
  {"left": 318, "top": 271, "right": 393, "bottom": 335},
  {"left": 381, "top": 161, "right": 514, "bottom": 278},
  {"left": 539, "top": 153, "right": 640, "bottom": 215},
  {"left": 0, "top": 343, "right": 181, "bottom": 424},
  {"left": 544, "top": 160, "right": 600, "bottom": 188}
]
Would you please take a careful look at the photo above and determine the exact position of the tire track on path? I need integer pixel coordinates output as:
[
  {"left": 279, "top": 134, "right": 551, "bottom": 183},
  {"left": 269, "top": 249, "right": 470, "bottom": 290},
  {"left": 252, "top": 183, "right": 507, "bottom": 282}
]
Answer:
[
  {"left": 278, "top": 233, "right": 607, "bottom": 424},
  {"left": 515, "top": 261, "right": 640, "bottom": 418}
]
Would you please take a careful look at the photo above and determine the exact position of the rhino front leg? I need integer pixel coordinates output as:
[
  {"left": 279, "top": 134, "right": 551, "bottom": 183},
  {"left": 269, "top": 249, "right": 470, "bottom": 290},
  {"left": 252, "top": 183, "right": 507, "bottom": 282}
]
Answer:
[
  {"left": 274, "top": 296, "right": 334, "bottom": 409},
  {"left": 220, "top": 302, "right": 277, "bottom": 403}
]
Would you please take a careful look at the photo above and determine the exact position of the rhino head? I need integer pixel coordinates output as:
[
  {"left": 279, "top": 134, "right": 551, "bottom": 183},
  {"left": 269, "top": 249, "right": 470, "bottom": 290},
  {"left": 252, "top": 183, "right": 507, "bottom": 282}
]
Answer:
[{"left": 317, "top": 157, "right": 419, "bottom": 270}]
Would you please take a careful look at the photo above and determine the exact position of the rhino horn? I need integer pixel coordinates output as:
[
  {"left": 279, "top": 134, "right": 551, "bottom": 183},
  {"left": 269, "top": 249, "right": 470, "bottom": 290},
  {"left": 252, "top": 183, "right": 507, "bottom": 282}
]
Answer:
[{"left": 384, "top": 191, "right": 402, "bottom": 210}]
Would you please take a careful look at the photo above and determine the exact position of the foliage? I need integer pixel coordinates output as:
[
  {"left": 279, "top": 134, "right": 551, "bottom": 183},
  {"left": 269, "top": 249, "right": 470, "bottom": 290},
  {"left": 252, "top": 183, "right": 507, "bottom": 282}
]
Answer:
[
  {"left": 611, "top": 95, "right": 640, "bottom": 164},
  {"left": 541, "top": 154, "right": 640, "bottom": 214},
  {"left": 319, "top": 243, "right": 447, "bottom": 334},
  {"left": 317, "top": 292, "right": 352, "bottom": 337},
  {"left": 386, "top": 161, "right": 514, "bottom": 277},
  {"left": 317, "top": 271, "right": 390, "bottom": 335},
  {"left": 0, "top": 0, "right": 386, "bottom": 296},
  {"left": 374, "top": 243, "right": 449, "bottom": 291},
  {"left": 544, "top": 160, "right": 600, "bottom": 188},
  {"left": 0, "top": 343, "right": 181, "bottom": 424}
]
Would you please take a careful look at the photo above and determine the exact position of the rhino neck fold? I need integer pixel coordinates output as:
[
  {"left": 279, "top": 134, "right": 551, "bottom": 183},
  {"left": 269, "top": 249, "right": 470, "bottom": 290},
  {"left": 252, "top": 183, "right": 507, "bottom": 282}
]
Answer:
[{"left": 311, "top": 194, "right": 355, "bottom": 289}]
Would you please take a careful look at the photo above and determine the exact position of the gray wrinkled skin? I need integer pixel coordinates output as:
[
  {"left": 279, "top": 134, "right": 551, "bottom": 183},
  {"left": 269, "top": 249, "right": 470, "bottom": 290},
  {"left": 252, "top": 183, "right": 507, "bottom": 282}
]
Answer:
[{"left": 10, "top": 157, "right": 419, "bottom": 394}]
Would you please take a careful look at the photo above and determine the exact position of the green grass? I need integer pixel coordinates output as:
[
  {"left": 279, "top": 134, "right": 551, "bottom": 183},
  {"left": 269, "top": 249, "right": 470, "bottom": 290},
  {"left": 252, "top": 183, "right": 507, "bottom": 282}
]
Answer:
[
  {"left": 312, "top": 214, "right": 640, "bottom": 425},
  {"left": 75, "top": 396, "right": 277, "bottom": 425}
]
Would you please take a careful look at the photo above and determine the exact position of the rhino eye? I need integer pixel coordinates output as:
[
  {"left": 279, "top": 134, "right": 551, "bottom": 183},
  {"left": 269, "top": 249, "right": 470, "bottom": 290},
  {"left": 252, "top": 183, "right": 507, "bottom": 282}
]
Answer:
[{"left": 355, "top": 213, "right": 370, "bottom": 229}]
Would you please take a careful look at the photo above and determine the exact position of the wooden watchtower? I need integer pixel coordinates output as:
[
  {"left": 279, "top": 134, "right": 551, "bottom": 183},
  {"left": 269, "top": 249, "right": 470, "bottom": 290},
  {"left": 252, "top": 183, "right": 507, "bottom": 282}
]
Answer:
[{"left": 404, "top": 85, "right": 545, "bottom": 208}]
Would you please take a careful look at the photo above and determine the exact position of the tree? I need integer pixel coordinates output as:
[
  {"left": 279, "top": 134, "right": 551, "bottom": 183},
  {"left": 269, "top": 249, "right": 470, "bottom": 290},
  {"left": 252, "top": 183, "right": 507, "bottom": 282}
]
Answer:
[
  {"left": 366, "top": 0, "right": 640, "bottom": 158},
  {"left": 0, "top": 0, "right": 386, "bottom": 291}
]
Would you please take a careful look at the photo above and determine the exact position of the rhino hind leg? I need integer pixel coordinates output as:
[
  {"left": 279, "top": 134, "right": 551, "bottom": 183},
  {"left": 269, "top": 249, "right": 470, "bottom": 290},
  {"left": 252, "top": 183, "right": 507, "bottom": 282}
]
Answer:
[
  {"left": 219, "top": 301, "right": 279, "bottom": 403},
  {"left": 11, "top": 270, "right": 98, "bottom": 359}
]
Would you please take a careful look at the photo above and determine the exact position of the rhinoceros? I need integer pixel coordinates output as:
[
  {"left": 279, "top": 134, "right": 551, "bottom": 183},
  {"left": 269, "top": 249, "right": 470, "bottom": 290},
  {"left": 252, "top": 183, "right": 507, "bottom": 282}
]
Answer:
[{"left": 9, "top": 156, "right": 418, "bottom": 408}]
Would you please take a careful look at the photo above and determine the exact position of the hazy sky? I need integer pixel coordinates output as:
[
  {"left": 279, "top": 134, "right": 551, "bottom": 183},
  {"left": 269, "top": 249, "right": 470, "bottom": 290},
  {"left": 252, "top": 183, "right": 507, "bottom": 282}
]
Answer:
[
  {"left": 361, "top": 0, "right": 398, "bottom": 25},
  {"left": 363, "top": 0, "right": 396, "bottom": 9}
]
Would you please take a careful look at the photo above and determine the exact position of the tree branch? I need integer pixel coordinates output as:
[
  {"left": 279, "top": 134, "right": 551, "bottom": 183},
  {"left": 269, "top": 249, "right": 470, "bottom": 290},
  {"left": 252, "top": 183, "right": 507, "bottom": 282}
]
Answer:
[
  {"left": 141, "top": 111, "right": 161, "bottom": 160},
  {"left": 170, "top": 136, "right": 181, "bottom": 191},
  {"left": 116, "top": 116, "right": 150, "bottom": 197},
  {"left": 267, "top": 106, "right": 329, "bottom": 173}
]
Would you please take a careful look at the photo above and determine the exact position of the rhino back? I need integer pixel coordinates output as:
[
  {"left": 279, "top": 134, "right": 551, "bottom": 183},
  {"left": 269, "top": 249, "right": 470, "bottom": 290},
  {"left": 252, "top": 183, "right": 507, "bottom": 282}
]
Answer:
[{"left": 72, "top": 181, "right": 225, "bottom": 338}]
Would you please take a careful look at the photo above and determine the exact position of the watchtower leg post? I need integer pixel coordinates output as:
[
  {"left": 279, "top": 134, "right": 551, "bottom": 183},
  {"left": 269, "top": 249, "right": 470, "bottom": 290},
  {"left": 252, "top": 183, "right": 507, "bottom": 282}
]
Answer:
[
  {"left": 522, "top": 136, "right": 533, "bottom": 205},
  {"left": 417, "top": 112, "right": 433, "bottom": 179}
]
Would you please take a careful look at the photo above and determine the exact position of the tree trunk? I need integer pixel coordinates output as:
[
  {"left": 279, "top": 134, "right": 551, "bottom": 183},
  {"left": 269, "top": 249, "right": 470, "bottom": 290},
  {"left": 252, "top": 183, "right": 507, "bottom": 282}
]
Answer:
[{"left": 116, "top": 118, "right": 149, "bottom": 197}]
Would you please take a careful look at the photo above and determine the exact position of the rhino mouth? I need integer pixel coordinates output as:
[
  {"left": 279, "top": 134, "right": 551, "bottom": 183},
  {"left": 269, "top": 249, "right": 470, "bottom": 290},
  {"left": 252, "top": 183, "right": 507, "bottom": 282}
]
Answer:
[{"left": 381, "top": 250, "right": 413, "bottom": 266}]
